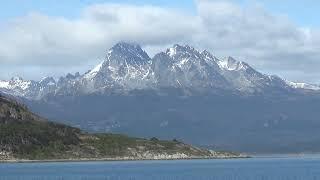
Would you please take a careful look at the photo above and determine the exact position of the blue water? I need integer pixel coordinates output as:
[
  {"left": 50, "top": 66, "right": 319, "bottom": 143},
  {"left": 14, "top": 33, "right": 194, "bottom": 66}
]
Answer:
[{"left": 1, "top": 157, "right": 320, "bottom": 180}]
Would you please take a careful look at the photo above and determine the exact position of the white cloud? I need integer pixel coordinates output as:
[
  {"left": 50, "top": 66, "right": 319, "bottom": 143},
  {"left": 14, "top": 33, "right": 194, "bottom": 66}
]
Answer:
[{"left": 0, "top": 1, "right": 319, "bottom": 83}]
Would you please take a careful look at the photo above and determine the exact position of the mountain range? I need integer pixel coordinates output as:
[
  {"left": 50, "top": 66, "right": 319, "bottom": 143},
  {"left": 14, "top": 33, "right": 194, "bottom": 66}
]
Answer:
[
  {"left": 1, "top": 42, "right": 319, "bottom": 99},
  {"left": 1, "top": 42, "right": 320, "bottom": 154}
]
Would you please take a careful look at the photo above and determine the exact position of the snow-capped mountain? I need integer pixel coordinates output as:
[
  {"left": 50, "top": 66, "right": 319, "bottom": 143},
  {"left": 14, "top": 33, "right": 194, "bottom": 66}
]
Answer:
[
  {"left": 0, "top": 77, "right": 32, "bottom": 91},
  {"left": 0, "top": 77, "right": 38, "bottom": 99},
  {"left": 82, "top": 42, "right": 156, "bottom": 91},
  {"left": 0, "top": 42, "right": 318, "bottom": 100},
  {"left": 286, "top": 81, "right": 320, "bottom": 91},
  {"left": 152, "top": 44, "right": 229, "bottom": 89}
]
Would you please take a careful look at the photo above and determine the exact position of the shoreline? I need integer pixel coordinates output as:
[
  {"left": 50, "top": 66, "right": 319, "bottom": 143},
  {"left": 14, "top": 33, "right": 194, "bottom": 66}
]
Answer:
[{"left": 0, "top": 155, "right": 249, "bottom": 164}]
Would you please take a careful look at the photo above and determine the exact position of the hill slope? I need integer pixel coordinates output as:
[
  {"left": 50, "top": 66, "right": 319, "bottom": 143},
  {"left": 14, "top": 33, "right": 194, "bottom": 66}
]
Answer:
[{"left": 0, "top": 94, "right": 240, "bottom": 161}]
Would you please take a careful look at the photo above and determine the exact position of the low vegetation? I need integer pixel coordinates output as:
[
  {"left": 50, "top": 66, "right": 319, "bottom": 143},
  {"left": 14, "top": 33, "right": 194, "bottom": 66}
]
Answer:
[{"left": 0, "top": 94, "right": 242, "bottom": 160}]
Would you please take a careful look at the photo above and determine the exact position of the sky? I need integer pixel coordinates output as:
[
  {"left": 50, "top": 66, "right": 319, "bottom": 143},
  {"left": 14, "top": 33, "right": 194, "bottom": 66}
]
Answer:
[{"left": 0, "top": 0, "right": 320, "bottom": 83}]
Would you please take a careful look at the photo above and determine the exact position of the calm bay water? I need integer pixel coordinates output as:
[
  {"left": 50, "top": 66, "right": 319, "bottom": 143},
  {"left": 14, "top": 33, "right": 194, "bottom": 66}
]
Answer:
[{"left": 1, "top": 157, "right": 320, "bottom": 180}]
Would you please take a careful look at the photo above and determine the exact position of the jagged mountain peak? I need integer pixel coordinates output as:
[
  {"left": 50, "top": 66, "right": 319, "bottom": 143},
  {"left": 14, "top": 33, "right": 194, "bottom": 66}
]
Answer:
[
  {"left": 112, "top": 41, "right": 142, "bottom": 50},
  {"left": 84, "top": 42, "right": 151, "bottom": 80},
  {"left": 8, "top": 77, "right": 32, "bottom": 90},
  {"left": 166, "top": 44, "right": 201, "bottom": 59},
  {"left": 108, "top": 42, "right": 150, "bottom": 63},
  {"left": 171, "top": 44, "right": 195, "bottom": 50},
  {"left": 82, "top": 42, "right": 155, "bottom": 90}
]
